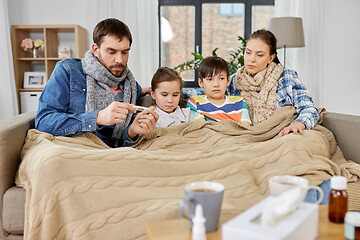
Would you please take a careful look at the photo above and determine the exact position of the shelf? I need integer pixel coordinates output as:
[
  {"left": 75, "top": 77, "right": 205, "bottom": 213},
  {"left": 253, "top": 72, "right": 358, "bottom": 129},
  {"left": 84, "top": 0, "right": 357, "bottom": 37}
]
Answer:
[
  {"left": 19, "top": 88, "right": 44, "bottom": 92},
  {"left": 11, "top": 25, "right": 88, "bottom": 113},
  {"left": 17, "top": 58, "right": 46, "bottom": 61},
  {"left": 47, "top": 57, "right": 62, "bottom": 61}
]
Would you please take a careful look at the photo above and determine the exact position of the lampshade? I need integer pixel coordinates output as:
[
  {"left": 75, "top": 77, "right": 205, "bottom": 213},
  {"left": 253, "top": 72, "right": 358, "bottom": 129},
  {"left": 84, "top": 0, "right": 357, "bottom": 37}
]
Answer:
[{"left": 268, "top": 17, "right": 305, "bottom": 48}]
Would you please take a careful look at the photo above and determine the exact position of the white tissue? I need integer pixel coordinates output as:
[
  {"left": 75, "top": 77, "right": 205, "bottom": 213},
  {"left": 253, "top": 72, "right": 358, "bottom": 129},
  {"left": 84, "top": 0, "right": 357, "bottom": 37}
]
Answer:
[
  {"left": 192, "top": 204, "right": 206, "bottom": 240},
  {"left": 261, "top": 186, "right": 303, "bottom": 227}
]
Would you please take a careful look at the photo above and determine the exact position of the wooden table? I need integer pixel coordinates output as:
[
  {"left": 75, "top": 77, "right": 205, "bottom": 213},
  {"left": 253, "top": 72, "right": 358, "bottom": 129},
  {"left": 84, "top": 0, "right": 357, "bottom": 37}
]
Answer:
[
  {"left": 146, "top": 205, "right": 344, "bottom": 240},
  {"left": 317, "top": 205, "right": 344, "bottom": 239}
]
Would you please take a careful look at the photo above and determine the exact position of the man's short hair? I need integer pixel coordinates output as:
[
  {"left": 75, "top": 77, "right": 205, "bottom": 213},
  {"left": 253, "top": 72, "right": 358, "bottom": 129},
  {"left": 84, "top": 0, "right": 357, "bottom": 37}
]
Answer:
[{"left": 93, "top": 18, "right": 133, "bottom": 47}]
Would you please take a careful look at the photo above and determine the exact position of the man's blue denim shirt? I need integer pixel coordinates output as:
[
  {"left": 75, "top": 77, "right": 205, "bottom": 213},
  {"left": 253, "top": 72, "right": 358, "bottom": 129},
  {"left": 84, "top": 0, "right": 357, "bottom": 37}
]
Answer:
[{"left": 35, "top": 58, "right": 142, "bottom": 147}]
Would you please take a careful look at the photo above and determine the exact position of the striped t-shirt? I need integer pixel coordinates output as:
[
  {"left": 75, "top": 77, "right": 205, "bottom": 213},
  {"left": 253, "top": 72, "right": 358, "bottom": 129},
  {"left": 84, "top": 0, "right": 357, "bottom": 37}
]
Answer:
[{"left": 187, "top": 95, "right": 251, "bottom": 124}]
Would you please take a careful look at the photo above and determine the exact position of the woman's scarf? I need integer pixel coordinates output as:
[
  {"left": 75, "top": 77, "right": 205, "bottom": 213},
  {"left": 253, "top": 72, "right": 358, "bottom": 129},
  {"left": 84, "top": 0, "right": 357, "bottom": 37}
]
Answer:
[
  {"left": 82, "top": 50, "right": 138, "bottom": 147},
  {"left": 234, "top": 62, "right": 284, "bottom": 124}
]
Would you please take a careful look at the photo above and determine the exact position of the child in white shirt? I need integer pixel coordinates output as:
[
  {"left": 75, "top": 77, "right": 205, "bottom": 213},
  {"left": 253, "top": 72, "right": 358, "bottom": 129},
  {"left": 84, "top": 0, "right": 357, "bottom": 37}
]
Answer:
[{"left": 150, "top": 67, "right": 195, "bottom": 128}]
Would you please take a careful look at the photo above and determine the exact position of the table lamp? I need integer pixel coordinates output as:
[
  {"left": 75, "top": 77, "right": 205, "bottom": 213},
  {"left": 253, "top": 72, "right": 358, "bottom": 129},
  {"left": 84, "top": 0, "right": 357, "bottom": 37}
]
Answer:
[{"left": 268, "top": 17, "right": 305, "bottom": 67}]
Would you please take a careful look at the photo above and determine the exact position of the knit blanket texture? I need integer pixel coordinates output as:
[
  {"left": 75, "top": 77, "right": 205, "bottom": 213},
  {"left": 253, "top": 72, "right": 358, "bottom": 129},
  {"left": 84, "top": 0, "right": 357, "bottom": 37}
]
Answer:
[{"left": 16, "top": 106, "right": 360, "bottom": 240}]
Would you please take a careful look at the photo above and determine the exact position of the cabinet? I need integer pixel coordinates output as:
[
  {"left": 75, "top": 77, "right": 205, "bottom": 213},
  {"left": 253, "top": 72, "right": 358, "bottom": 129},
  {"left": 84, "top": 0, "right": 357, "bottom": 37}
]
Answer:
[
  {"left": 11, "top": 25, "right": 88, "bottom": 113},
  {"left": 20, "top": 92, "right": 41, "bottom": 113}
]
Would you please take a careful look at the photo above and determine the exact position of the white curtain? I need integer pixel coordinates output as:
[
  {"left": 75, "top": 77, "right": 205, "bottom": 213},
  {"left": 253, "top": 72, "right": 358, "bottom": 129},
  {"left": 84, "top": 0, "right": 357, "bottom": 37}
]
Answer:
[
  {"left": 274, "top": 0, "right": 325, "bottom": 107},
  {"left": 0, "top": 0, "right": 18, "bottom": 120},
  {"left": 84, "top": 0, "right": 159, "bottom": 88},
  {"left": 127, "top": 0, "right": 159, "bottom": 88}
]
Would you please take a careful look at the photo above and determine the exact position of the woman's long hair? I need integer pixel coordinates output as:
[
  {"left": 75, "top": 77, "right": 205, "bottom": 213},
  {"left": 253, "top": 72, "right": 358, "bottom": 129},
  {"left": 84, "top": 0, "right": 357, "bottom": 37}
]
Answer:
[{"left": 248, "top": 29, "right": 281, "bottom": 64}]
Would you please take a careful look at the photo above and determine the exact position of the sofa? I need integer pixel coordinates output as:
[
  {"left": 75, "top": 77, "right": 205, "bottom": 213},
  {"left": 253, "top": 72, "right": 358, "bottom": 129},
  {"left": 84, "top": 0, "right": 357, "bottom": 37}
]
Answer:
[{"left": 1, "top": 110, "right": 360, "bottom": 240}]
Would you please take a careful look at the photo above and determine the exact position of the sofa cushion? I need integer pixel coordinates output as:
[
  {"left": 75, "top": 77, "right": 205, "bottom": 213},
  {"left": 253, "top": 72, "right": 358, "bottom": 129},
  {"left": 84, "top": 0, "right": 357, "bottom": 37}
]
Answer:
[
  {"left": 322, "top": 112, "right": 360, "bottom": 164},
  {"left": 5, "top": 234, "right": 23, "bottom": 240},
  {"left": 139, "top": 94, "right": 153, "bottom": 107},
  {"left": 2, "top": 186, "right": 25, "bottom": 234}
]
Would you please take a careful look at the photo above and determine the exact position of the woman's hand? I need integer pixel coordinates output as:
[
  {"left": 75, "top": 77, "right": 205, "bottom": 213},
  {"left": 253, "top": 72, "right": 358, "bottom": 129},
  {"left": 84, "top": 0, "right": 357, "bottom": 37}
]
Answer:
[{"left": 278, "top": 121, "right": 306, "bottom": 137}]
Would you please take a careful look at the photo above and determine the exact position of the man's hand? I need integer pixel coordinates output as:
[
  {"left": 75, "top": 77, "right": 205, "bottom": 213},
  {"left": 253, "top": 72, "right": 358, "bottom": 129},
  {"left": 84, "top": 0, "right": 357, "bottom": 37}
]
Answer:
[
  {"left": 278, "top": 121, "right": 306, "bottom": 137},
  {"left": 141, "top": 87, "right": 151, "bottom": 96},
  {"left": 96, "top": 102, "right": 135, "bottom": 126},
  {"left": 127, "top": 107, "right": 159, "bottom": 139}
]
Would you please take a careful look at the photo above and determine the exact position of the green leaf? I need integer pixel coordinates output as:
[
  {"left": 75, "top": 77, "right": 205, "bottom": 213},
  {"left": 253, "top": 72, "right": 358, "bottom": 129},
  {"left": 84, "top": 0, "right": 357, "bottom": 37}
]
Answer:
[
  {"left": 192, "top": 52, "right": 204, "bottom": 60},
  {"left": 212, "top": 48, "right": 219, "bottom": 56}
]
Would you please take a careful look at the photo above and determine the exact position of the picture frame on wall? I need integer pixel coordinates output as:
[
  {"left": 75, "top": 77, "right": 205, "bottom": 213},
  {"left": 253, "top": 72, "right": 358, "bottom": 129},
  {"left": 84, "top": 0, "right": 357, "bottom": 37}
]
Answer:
[{"left": 23, "top": 72, "right": 47, "bottom": 88}]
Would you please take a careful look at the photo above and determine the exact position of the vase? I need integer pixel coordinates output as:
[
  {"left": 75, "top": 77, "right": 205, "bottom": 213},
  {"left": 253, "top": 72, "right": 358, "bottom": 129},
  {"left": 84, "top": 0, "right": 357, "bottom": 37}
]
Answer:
[{"left": 32, "top": 48, "right": 38, "bottom": 58}]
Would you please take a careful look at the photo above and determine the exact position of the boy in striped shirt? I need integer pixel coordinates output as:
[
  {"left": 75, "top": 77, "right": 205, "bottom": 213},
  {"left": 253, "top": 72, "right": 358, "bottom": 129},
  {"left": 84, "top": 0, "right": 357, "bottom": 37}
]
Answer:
[{"left": 187, "top": 56, "right": 251, "bottom": 127}]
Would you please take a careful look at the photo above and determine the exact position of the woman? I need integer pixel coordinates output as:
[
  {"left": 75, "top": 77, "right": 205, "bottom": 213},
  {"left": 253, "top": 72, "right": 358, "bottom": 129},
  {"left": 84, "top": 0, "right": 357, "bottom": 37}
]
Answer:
[{"left": 228, "top": 29, "right": 319, "bottom": 136}]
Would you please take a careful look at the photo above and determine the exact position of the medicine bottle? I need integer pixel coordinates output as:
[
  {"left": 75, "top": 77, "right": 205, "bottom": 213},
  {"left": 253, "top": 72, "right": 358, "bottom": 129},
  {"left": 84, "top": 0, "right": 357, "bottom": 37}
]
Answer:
[
  {"left": 344, "top": 211, "right": 360, "bottom": 240},
  {"left": 328, "top": 176, "right": 348, "bottom": 223}
]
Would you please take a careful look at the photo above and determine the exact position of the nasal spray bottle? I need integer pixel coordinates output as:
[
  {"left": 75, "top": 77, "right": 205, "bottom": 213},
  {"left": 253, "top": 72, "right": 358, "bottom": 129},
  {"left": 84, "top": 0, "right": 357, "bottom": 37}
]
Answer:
[{"left": 192, "top": 204, "right": 206, "bottom": 240}]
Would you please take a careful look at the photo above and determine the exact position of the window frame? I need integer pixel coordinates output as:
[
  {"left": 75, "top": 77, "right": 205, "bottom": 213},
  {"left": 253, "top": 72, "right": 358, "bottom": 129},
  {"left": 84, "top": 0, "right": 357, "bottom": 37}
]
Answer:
[
  {"left": 158, "top": 0, "right": 274, "bottom": 87},
  {"left": 219, "top": 3, "right": 245, "bottom": 17}
]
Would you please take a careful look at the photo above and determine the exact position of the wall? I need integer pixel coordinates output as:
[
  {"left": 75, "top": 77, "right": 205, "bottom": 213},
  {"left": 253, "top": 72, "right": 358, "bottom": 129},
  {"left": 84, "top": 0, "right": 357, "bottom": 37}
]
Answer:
[
  {"left": 7, "top": 0, "right": 96, "bottom": 55},
  {"left": 322, "top": 1, "right": 360, "bottom": 115},
  {"left": 275, "top": 0, "right": 360, "bottom": 116}
]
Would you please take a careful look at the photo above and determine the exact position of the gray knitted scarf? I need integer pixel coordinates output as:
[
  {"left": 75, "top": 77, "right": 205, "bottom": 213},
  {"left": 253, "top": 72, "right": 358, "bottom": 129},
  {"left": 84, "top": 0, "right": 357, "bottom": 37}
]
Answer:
[{"left": 82, "top": 50, "right": 138, "bottom": 147}]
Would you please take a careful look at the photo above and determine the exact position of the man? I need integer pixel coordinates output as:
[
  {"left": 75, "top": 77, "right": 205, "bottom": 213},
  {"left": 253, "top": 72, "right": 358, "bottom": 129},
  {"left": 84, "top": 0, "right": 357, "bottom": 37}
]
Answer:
[{"left": 36, "top": 18, "right": 158, "bottom": 147}]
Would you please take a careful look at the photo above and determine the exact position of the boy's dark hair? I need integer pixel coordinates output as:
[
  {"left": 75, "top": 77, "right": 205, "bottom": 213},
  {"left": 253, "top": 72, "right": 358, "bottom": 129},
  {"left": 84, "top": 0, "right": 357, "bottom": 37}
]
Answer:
[
  {"left": 93, "top": 18, "right": 133, "bottom": 47},
  {"left": 198, "top": 56, "right": 230, "bottom": 80},
  {"left": 151, "top": 67, "right": 184, "bottom": 91}
]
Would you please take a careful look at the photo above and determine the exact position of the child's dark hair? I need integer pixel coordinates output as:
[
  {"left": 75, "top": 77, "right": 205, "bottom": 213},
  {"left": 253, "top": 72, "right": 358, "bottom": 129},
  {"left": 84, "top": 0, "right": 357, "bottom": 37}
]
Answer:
[
  {"left": 248, "top": 29, "right": 280, "bottom": 64},
  {"left": 151, "top": 67, "right": 184, "bottom": 91},
  {"left": 198, "top": 56, "right": 230, "bottom": 80}
]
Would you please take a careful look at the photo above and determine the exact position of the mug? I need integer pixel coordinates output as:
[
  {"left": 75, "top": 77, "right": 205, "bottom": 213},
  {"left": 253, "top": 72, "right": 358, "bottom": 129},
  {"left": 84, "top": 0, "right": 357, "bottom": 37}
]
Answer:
[
  {"left": 268, "top": 175, "right": 324, "bottom": 204},
  {"left": 179, "top": 181, "right": 224, "bottom": 232}
]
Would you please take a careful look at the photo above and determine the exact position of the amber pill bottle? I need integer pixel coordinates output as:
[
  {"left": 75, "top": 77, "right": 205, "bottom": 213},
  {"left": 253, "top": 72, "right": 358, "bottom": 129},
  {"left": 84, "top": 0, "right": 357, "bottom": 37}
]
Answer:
[{"left": 328, "top": 176, "right": 348, "bottom": 223}]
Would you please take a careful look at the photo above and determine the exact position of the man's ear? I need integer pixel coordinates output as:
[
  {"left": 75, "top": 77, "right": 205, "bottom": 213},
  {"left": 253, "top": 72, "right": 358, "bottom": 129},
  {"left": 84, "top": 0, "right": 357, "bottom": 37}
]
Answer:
[
  {"left": 92, "top": 43, "right": 99, "bottom": 58},
  {"left": 198, "top": 78, "right": 204, "bottom": 88}
]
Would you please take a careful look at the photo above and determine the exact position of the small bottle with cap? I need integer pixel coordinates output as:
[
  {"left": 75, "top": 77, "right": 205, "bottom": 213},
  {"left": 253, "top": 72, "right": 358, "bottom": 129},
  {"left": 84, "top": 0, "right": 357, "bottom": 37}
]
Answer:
[
  {"left": 328, "top": 176, "right": 348, "bottom": 223},
  {"left": 192, "top": 204, "right": 206, "bottom": 240},
  {"left": 345, "top": 211, "right": 360, "bottom": 240}
]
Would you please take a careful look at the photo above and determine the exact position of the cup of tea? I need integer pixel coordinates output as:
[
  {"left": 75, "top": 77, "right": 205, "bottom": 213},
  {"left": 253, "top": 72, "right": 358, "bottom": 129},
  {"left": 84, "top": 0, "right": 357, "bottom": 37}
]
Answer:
[
  {"left": 268, "top": 175, "right": 324, "bottom": 204},
  {"left": 179, "top": 181, "right": 224, "bottom": 232}
]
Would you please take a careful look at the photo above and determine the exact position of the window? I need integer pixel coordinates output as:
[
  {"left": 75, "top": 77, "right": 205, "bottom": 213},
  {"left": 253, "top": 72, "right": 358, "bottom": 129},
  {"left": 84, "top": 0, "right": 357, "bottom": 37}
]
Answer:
[
  {"left": 158, "top": 0, "right": 274, "bottom": 87},
  {"left": 252, "top": 5, "right": 275, "bottom": 32},
  {"left": 219, "top": 3, "right": 244, "bottom": 17}
]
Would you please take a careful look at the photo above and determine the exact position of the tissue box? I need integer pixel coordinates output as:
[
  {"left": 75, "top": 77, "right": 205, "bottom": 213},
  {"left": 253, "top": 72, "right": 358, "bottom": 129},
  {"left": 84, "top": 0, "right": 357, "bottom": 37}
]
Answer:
[{"left": 222, "top": 197, "right": 318, "bottom": 240}]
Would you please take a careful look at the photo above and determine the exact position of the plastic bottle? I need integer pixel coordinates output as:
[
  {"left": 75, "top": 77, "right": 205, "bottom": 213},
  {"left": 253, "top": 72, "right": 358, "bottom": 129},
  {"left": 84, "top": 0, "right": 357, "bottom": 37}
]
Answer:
[
  {"left": 328, "top": 176, "right": 348, "bottom": 223},
  {"left": 344, "top": 211, "right": 360, "bottom": 240},
  {"left": 192, "top": 204, "right": 206, "bottom": 240}
]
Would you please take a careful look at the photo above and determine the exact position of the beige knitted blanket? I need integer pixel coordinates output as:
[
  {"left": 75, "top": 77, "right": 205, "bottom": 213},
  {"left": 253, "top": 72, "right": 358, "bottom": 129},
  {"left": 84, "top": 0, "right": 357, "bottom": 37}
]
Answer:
[{"left": 16, "top": 106, "right": 360, "bottom": 240}]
